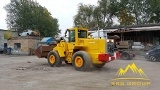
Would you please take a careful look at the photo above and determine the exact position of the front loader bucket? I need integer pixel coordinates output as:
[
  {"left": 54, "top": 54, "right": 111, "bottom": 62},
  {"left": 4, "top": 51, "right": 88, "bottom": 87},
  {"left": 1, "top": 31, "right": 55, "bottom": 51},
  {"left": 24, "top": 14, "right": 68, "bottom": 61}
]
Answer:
[{"left": 34, "top": 44, "right": 56, "bottom": 58}]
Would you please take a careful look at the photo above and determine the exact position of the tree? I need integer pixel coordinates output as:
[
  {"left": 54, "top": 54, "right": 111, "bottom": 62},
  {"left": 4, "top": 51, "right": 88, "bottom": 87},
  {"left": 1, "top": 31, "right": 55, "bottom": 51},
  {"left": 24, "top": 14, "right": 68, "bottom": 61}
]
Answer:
[
  {"left": 96, "top": 0, "right": 114, "bottom": 27},
  {"left": 73, "top": 0, "right": 122, "bottom": 29},
  {"left": 74, "top": 0, "right": 160, "bottom": 29},
  {"left": 4, "top": 30, "right": 12, "bottom": 40},
  {"left": 4, "top": 0, "right": 60, "bottom": 37},
  {"left": 74, "top": 3, "right": 97, "bottom": 29},
  {"left": 73, "top": 1, "right": 115, "bottom": 29},
  {"left": 118, "top": 9, "right": 135, "bottom": 25},
  {"left": 147, "top": 0, "right": 160, "bottom": 23}
]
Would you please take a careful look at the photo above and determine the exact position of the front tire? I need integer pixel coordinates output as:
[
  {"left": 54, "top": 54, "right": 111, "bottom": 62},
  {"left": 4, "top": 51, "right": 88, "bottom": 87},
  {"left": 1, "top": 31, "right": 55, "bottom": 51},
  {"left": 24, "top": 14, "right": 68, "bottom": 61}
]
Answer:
[
  {"left": 47, "top": 50, "right": 62, "bottom": 67},
  {"left": 72, "top": 51, "right": 93, "bottom": 71},
  {"left": 149, "top": 55, "right": 157, "bottom": 62}
]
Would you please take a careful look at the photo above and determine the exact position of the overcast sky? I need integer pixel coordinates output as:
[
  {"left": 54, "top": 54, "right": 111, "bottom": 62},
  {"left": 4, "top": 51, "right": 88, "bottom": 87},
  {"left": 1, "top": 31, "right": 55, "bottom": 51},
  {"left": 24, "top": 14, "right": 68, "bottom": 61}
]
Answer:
[{"left": 0, "top": 0, "right": 98, "bottom": 34}]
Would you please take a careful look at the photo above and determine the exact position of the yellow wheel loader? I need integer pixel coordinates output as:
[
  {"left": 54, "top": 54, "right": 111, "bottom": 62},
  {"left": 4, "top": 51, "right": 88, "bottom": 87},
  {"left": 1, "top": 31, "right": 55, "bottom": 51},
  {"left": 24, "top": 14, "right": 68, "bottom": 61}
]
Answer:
[{"left": 34, "top": 27, "right": 120, "bottom": 71}]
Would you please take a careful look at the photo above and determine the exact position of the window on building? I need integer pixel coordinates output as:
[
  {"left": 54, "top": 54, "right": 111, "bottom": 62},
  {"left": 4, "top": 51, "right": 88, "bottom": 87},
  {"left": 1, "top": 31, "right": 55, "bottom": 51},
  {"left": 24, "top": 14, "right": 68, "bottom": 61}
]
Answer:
[{"left": 14, "top": 43, "right": 21, "bottom": 50}]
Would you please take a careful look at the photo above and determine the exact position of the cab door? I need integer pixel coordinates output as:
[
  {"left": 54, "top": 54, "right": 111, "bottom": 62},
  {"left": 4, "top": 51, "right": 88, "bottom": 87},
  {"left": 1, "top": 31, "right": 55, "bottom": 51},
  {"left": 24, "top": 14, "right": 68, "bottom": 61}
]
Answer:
[{"left": 66, "top": 30, "right": 76, "bottom": 51}]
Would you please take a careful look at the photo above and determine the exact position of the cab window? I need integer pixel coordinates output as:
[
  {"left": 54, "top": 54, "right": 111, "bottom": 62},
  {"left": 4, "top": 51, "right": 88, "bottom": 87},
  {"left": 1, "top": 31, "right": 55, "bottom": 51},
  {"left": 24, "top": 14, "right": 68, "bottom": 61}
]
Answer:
[{"left": 78, "top": 30, "right": 87, "bottom": 38}]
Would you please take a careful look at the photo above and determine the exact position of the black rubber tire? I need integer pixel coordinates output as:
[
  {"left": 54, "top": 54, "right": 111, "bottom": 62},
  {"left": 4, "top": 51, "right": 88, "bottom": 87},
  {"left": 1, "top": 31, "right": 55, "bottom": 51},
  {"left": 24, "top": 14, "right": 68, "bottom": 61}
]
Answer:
[
  {"left": 149, "top": 55, "right": 157, "bottom": 62},
  {"left": 94, "top": 63, "right": 106, "bottom": 68},
  {"left": 72, "top": 51, "right": 93, "bottom": 71},
  {"left": 47, "top": 50, "right": 62, "bottom": 67},
  {"left": 120, "top": 52, "right": 131, "bottom": 60}
]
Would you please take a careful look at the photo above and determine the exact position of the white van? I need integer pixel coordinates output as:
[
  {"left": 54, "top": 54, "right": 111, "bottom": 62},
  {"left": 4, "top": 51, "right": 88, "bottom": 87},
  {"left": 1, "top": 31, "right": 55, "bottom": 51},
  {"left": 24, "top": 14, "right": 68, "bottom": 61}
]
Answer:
[{"left": 90, "top": 30, "right": 107, "bottom": 39}]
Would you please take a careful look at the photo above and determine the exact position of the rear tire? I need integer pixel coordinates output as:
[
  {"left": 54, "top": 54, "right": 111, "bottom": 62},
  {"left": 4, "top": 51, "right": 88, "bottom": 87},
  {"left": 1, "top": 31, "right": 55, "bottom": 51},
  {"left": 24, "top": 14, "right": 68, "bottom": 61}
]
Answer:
[
  {"left": 47, "top": 50, "right": 62, "bottom": 67},
  {"left": 120, "top": 52, "right": 131, "bottom": 60},
  {"left": 72, "top": 51, "right": 93, "bottom": 71}
]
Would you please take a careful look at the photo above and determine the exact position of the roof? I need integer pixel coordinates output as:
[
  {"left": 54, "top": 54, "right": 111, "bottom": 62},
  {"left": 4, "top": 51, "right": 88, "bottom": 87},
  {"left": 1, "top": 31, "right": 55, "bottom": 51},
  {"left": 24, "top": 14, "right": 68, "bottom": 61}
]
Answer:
[
  {"left": 89, "top": 23, "right": 160, "bottom": 33},
  {"left": 109, "top": 26, "right": 160, "bottom": 33}
]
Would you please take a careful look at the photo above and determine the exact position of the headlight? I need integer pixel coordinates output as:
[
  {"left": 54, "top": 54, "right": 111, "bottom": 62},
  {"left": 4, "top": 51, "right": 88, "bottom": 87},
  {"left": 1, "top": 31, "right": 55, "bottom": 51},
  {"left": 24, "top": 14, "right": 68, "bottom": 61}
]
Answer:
[
  {"left": 111, "top": 40, "right": 114, "bottom": 42},
  {"left": 146, "top": 52, "right": 149, "bottom": 55},
  {"left": 107, "top": 39, "right": 109, "bottom": 42}
]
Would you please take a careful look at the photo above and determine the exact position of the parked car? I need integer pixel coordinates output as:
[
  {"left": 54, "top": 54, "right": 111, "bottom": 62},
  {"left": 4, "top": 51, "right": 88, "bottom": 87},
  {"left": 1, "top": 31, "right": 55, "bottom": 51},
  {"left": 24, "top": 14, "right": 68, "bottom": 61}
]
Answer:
[{"left": 145, "top": 45, "right": 160, "bottom": 62}]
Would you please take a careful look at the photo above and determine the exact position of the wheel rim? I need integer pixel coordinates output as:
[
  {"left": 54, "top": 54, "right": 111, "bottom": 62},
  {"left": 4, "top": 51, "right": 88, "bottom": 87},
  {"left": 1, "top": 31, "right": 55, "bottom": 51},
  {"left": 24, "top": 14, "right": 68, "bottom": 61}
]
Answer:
[
  {"left": 122, "top": 53, "right": 128, "bottom": 59},
  {"left": 75, "top": 56, "right": 83, "bottom": 67},
  {"left": 49, "top": 55, "right": 55, "bottom": 64},
  {"left": 152, "top": 56, "right": 156, "bottom": 61},
  {"left": 150, "top": 56, "right": 156, "bottom": 61}
]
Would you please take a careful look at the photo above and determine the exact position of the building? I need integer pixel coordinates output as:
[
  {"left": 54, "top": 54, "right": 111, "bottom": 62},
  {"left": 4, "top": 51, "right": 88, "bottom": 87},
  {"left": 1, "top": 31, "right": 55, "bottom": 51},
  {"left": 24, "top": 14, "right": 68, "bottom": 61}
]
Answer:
[
  {"left": 7, "top": 36, "right": 40, "bottom": 55},
  {"left": 0, "top": 29, "right": 41, "bottom": 55},
  {"left": 89, "top": 24, "right": 160, "bottom": 46},
  {"left": 0, "top": 29, "right": 18, "bottom": 48},
  {"left": 107, "top": 24, "right": 160, "bottom": 46}
]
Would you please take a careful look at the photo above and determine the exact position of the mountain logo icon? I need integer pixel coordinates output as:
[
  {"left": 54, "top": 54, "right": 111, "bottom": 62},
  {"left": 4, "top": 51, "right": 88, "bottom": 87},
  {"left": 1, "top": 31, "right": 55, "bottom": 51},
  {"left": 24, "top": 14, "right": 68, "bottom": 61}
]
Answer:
[{"left": 114, "top": 63, "right": 149, "bottom": 80}]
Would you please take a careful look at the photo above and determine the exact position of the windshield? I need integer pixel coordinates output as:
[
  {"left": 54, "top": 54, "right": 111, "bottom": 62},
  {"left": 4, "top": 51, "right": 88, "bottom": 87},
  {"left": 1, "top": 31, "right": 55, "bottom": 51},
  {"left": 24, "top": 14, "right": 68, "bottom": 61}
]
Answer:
[
  {"left": 156, "top": 45, "right": 160, "bottom": 49},
  {"left": 69, "top": 30, "right": 75, "bottom": 42},
  {"left": 78, "top": 30, "right": 87, "bottom": 38}
]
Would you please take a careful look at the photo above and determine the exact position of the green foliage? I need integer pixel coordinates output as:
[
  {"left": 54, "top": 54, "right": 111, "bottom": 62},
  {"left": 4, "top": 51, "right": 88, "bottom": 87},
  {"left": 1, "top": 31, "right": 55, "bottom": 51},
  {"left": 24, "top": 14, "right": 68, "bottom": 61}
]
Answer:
[
  {"left": 4, "top": 30, "right": 12, "bottom": 40},
  {"left": 118, "top": 9, "right": 135, "bottom": 25},
  {"left": 74, "top": 1, "right": 115, "bottom": 29},
  {"left": 74, "top": 0, "right": 160, "bottom": 29},
  {"left": 117, "top": 0, "right": 149, "bottom": 24},
  {"left": 4, "top": 0, "right": 60, "bottom": 37},
  {"left": 74, "top": 3, "right": 96, "bottom": 29},
  {"left": 97, "top": 0, "right": 113, "bottom": 27},
  {"left": 147, "top": 0, "right": 160, "bottom": 23}
]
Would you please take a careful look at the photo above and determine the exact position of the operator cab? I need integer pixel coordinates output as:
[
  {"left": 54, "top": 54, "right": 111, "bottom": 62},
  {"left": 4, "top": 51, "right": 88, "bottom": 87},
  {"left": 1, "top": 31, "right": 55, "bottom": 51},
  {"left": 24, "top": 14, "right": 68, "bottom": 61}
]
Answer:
[{"left": 64, "top": 28, "right": 88, "bottom": 42}]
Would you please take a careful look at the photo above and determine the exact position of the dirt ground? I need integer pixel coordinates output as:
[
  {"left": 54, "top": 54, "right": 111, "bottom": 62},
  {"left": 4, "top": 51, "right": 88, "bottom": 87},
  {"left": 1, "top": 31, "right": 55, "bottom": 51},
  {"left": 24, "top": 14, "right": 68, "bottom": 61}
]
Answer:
[{"left": 0, "top": 54, "right": 160, "bottom": 90}]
